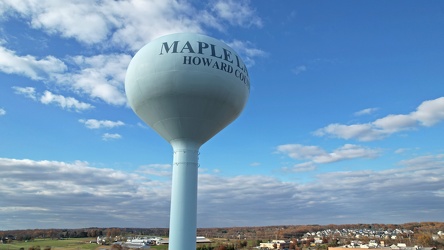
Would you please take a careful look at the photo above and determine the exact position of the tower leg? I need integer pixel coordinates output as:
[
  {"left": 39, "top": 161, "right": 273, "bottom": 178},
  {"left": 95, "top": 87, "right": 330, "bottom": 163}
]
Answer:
[{"left": 169, "top": 140, "right": 200, "bottom": 250}]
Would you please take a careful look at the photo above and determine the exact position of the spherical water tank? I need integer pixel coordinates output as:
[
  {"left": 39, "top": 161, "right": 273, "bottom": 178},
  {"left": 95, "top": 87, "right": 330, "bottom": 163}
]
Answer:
[{"left": 125, "top": 33, "right": 250, "bottom": 146}]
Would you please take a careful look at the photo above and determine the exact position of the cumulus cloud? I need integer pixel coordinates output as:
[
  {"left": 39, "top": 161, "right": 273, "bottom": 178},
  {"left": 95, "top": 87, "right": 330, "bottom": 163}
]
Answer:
[
  {"left": 136, "top": 164, "right": 172, "bottom": 177},
  {"left": 211, "top": 0, "right": 262, "bottom": 28},
  {"left": 354, "top": 107, "right": 378, "bottom": 116},
  {"left": 2, "top": 48, "right": 128, "bottom": 106},
  {"left": 0, "top": 155, "right": 443, "bottom": 229},
  {"left": 394, "top": 148, "right": 408, "bottom": 154},
  {"left": 0, "top": 108, "right": 5, "bottom": 116},
  {"left": 314, "top": 123, "right": 385, "bottom": 141},
  {"left": 0, "top": 0, "right": 189, "bottom": 50},
  {"left": 12, "top": 86, "right": 37, "bottom": 100},
  {"left": 0, "top": 0, "right": 264, "bottom": 106},
  {"left": 276, "top": 143, "right": 379, "bottom": 168},
  {"left": 0, "top": 0, "right": 262, "bottom": 51},
  {"left": 102, "top": 133, "right": 122, "bottom": 141},
  {"left": 398, "top": 154, "right": 444, "bottom": 169},
  {"left": 0, "top": 46, "right": 66, "bottom": 80},
  {"left": 412, "top": 97, "right": 444, "bottom": 126},
  {"left": 40, "top": 91, "right": 93, "bottom": 111},
  {"left": 214, "top": 163, "right": 443, "bottom": 224},
  {"left": 0, "top": 158, "right": 171, "bottom": 229},
  {"left": 283, "top": 162, "right": 317, "bottom": 173},
  {"left": 79, "top": 119, "right": 125, "bottom": 129},
  {"left": 57, "top": 54, "right": 131, "bottom": 106},
  {"left": 13, "top": 87, "right": 93, "bottom": 112},
  {"left": 226, "top": 40, "right": 267, "bottom": 67},
  {"left": 292, "top": 65, "right": 307, "bottom": 75},
  {"left": 315, "top": 96, "right": 444, "bottom": 141},
  {"left": 1, "top": 48, "right": 129, "bottom": 106}
]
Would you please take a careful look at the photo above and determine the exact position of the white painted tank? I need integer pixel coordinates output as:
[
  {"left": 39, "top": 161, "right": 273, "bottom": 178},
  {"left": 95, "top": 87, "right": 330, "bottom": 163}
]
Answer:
[{"left": 125, "top": 33, "right": 249, "bottom": 146}]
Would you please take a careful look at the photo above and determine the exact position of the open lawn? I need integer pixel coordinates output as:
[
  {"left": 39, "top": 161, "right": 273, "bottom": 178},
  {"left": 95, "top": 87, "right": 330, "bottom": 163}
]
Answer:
[
  {"left": 0, "top": 238, "right": 172, "bottom": 250},
  {"left": 0, "top": 238, "right": 226, "bottom": 250},
  {"left": 0, "top": 238, "right": 99, "bottom": 250}
]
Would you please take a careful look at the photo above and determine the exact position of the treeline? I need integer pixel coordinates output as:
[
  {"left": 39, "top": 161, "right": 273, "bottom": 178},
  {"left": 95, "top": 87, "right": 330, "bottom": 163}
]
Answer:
[
  {"left": 1, "top": 222, "right": 443, "bottom": 242},
  {"left": 197, "top": 222, "right": 444, "bottom": 240},
  {"left": 0, "top": 227, "right": 168, "bottom": 241}
]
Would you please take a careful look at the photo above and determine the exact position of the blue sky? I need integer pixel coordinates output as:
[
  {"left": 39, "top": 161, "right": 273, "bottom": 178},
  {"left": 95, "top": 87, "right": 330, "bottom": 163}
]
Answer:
[{"left": 0, "top": 0, "right": 443, "bottom": 230}]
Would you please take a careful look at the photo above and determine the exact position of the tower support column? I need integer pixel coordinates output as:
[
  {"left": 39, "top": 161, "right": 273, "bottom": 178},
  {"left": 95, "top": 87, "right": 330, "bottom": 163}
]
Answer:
[{"left": 169, "top": 139, "right": 200, "bottom": 250}]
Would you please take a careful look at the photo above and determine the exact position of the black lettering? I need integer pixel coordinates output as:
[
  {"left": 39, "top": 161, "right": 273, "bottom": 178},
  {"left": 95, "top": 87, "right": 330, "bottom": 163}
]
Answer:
[
  {"left": 180, "top": 41, "right": 195, "bottom": 53},
  {"left": 202, "top": 57, "right": 212, "bottom": 66},
  {"left": 192, "top": 57, "right": 201, "bottom": 65},
  {"left": 160, "top": 41, "right": 179, "bottom": 55},
  {"left": 210, "top": 44, "right": 222, "bottom": 59},
  {"left": 212, "top": 61, "right": 220, "bottom": 69},
  {"left": 183, "top": 56, "right": 192, "bottom": 64},
  {"left": 222, "top": 48, "right": 233, "bottom": 63},
  {"left": 235, "top": 69, "right": 249, "bottom": 85},
  {"left": 235, "top": 69, "right": 240, "bottom": 78},
  {"left": 227, "top": 64, "right": 233, "bottom": 73},
  {"left": 198, "top": 42, "right": 209, "bottom": 54},
  {"left": 235, "top": 54, "right": 244, "bottom": 71},
  {"left": 220, "top": 62, "right": 228, "bottom": 72}
]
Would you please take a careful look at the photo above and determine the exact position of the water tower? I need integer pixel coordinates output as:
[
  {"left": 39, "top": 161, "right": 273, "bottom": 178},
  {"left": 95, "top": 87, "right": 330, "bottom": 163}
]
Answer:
[{"left": 125, "top": 33, "right": 250, "bottom": 250}]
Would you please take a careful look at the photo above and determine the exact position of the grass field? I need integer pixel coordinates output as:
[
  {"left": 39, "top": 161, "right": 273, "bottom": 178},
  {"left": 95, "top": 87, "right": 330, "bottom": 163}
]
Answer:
[
  {"left": 0, "top": 238, "right": 173, "bottom": 250},
  {"left": 0, "top": 238, "right": 102, "bottom": 250}
]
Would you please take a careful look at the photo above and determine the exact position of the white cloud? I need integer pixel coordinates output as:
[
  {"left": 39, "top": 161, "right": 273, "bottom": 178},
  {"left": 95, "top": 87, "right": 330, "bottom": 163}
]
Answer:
[
  {"left": 315, "top": 96, "right": 444, "bottom": 141},
  {"left": 398, "top": 154, "right": 444, "bottom": 169},
  {"left": 354, "top": 107, "right": 378, "bottom": 116},
  {"left": 0, "top": 108, "right": 5, "bottom": 116},
  {"left": 412, "top": 96, "right": 444, "bottom": 126},
  {"left": 1, "top": 0, "right": 264, "bottom": 107},
  {"left": 314, "top": 123, "right": 383, "bottom": 141},
  {"left": 29, "top": 1, "right": 110, "bottom": 45},
  {"left": 136, "top": 164, "right": 172, "bottom": 177},
  {"left": 13, "top": 86, "right": 37, "bottom": 100},
  {"left": 250, "top": 162, "right": 261, "bottom": 167},
  {"left": 40, "top": 91, "right": 93, "bottom": 111},
  {"left": 226, "top": 40, "right": 267, "bottom": 67},
  {"left": 394, "top": 148, "right": 408, "bottom": 154},
  {"left": 57, "top": 54, "right": 131, "bottom": 106},
  {"left": 137, "top": 122, "right": 148, "bottom": 129},
  {"left": 315, "top": 144, "right": 380, "bottom": 164},
  {"left": 1, "top": 47, "right": 127, "bottom": 106},
  {"left": 0, "top": 157, "right": 171, "bottom": 229},
  {"left": 0, "top": 0, "right": 262, "bottom": 52},
  {"left": 277, "top": 144, "right": 327, "bottom": 161},
  {"left": 79, "top": 119, "right": 125, "bottom": 129},
  {"left": 0, "top": 46, "right": 66, "bottom": 80},
  {"left": 13, "top": 87, "right": 93, "bottom": 112},
  {"left": 372, "top": 114, "right": 417, "bottom": 133},
  {"left": 284, "top": 162, "right": 317, "bottom": 173},
  {"left": 102, "top": 133, "right": 122, "bottom": 141},
  {"left": 211, "top": 0, "right": 262, "bottom": 28},
  {"left": 1, "top": 47, "right": 129, "bottom": 106},
  {"left": 292, "top": 65, "right": 307, "bottom": 75},
  {"left": 0, "top": 155, "right": 443, "bottom": 229},
  {"left": 277, "top": 143, "right": 380, "bottom": 168}
]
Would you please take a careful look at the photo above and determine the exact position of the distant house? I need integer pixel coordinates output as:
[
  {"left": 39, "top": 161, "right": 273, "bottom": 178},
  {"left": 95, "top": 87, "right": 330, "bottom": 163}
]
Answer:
[
  {"left": 259, "top": 240, "right": 290, "bottom": 249},
  {"left": 397, "top": 243, "right": 407, "bottom": 248},
  {"left": 196, "top": 236, "right": 212, "bottom": 243},
  {"left": 97, "top": 236, "right": 107, "bottom": 245},
  {"left": 119, "top": 242, "right": 151, "bottom": 249}
]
